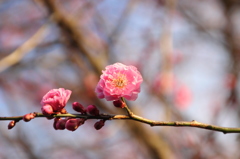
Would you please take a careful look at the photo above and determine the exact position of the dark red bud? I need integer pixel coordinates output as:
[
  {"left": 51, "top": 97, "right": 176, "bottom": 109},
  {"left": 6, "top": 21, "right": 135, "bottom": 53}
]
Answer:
[
  {"left": 55, "top": 118, "right": 68, "bottom": 130},
  {"left": 86, "top": 105, "right": 99, "bottom": 116},
  {"left": 8, "top": 120, "right": 16, "bottom": 129},
  {"left": 72, "top": 102, "right": 86, "bottom": 114},
  {"left": 113, "top": 100, "right": 125, "bottom": 108},
  {"left": 65, "top": 118, "right": 84, "bottom": 131},
  {"left": 53, "top": 117, "right": 61, "bottom": 130},
  {"left": 94, "top": 120, "right": 105, "bottom": 130}
]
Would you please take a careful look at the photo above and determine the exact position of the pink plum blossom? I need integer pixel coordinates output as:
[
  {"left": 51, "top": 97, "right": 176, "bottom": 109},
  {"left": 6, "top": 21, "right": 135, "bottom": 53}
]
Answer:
[
  {"left": 41, "top": 88, "right": 72, "bottom": 114},
  {"left": 95, "top": 63, "right": 143, "bottom": 101}
]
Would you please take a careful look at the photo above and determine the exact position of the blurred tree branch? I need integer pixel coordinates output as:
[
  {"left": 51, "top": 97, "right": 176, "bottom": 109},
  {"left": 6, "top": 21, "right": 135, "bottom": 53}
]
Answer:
[
  {"left": 38, "top": 0, "right": 106, "bottom": 74},
  {"left": 0, "top": 24, "right": 48, "bottom": 73}
]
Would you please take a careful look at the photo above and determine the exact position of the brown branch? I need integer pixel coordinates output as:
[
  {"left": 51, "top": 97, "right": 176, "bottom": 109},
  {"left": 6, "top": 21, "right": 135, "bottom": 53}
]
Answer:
[
  {"left": 2, "top": 111, "right": 240, "bottom": 134},
  {"left": 40, "top": 0, "right": 105, "bottom": 75},
  {"left": 0, "top": 24, "right": 49, "bottom": 73}
]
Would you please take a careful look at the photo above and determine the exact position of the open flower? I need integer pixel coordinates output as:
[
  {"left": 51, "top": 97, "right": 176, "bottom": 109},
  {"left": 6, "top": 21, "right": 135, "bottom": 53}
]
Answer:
[
  {"left": 41, "top": 88, "right": 72, "bottom": 115},
  {"left": 95, "top": 63, "right": 143, "bottom": 101}
]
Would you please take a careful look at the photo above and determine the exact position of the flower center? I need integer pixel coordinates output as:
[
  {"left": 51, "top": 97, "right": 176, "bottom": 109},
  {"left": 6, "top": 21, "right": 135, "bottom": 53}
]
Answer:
[{"left": 112, "top": 73, "right": 128, "bottom": 88}]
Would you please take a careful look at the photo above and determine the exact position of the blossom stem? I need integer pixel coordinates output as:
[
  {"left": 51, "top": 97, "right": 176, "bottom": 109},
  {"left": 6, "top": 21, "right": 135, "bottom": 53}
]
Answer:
[
  {"left": 121, "top": 97, "right": 133, "bottom": 117},
  {"left": 1, "top": 112, "right": 240, "bottom": 134}
]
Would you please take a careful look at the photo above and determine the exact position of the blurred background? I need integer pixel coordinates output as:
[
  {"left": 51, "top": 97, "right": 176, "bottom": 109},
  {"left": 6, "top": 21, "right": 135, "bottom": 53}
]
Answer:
[{"left": 0, "top": 0, "right": 240, "bottom": 158}]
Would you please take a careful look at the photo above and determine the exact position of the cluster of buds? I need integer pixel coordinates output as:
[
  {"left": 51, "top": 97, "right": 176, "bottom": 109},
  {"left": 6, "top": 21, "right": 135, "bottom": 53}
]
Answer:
[
  {"left": 8, "top": 90, "right": 106, "bottom": 131},
  {"left": 52, "top": 102, "right": 105, "bottom": 131},
  {"left": 8, "top": 113, "right": 37, "bottom": 129},
  {"left": 54, "top": 117, "right": 86, "bottom": 131}
]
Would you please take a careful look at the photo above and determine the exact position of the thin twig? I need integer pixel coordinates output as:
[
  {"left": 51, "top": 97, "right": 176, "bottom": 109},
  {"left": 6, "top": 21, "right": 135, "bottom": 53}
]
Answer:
[
  {"left": 121, "top": 97, "right": 133, "bottom": 117},
  {"left": 0, "top": 24, "right": 49, "bottom": 73},
  {"left": 1, "top": 112, "right": 240, "bottom": 134}
]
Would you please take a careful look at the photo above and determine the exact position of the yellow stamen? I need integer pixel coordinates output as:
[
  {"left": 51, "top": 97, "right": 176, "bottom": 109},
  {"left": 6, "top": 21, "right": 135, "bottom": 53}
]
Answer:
[{"left": 112, "top": 73, "right": 128, "bottom": 88}]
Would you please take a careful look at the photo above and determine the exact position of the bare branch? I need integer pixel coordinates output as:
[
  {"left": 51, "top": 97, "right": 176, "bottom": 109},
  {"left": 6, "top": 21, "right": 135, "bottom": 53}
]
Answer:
[
  {"left": 0, "top": 24, "right": 49, "bottom": 73},
  {"left": 2, "top": 111, "right": 240, "bottom": 134}
]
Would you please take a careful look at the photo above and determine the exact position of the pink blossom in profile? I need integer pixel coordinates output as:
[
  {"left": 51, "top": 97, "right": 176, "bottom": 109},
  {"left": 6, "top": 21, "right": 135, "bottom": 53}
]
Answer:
[
  {"left": 41, "top": 88, "right": 72, "bottom": 114},
  {"left": 95, "top": 63, "right": 143, "bottom": 101}
]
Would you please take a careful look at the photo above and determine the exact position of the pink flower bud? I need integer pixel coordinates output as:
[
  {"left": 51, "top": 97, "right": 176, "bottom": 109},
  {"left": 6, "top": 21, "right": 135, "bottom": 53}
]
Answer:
[
  {"left": 41, "top": 104, "right": 53, "bottom": 115},
  {"left": 54, "top": 118, "right": 67, "bottom": 130},
  {"left": 23, "top": 113, "right": 36, "bottom": 122},
  {"left": 65, "top": 118, "right": 84, "bottom": 131},
  {"left": 72, "top": 102, "right": 86, "bottom": 114},
  {"left": 86, "top": 105, "right": 99, "bottom": 116},
  {"left": 94, "top": 120, "right": 105, "bottom": 130},
  {"left": 8, "top": 120, "right": 16, "bottom": 129},
  {"left": 113, "top": 100, "right": 125, "bottom": 108}
]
